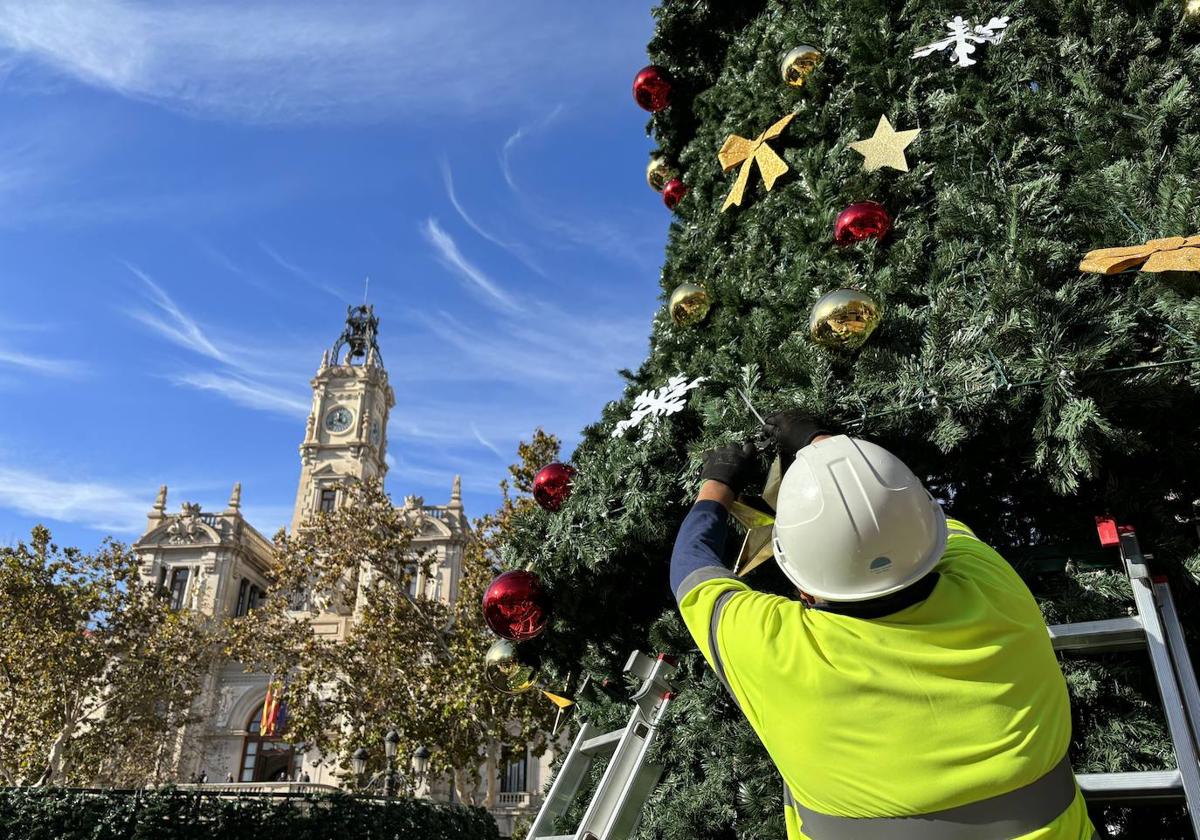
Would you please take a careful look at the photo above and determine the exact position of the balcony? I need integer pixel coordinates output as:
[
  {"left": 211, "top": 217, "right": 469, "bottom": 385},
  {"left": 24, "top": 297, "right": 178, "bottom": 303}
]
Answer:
[
  {"left": 496, "top": 791, "right": 538, "bottom": 809},
  {"left": 174, "top": 782, "right": 342, "bottom": 797}
]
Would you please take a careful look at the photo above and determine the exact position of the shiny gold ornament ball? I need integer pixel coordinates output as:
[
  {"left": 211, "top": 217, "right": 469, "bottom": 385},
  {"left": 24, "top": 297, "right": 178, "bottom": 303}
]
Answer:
[
  {"left": 484, "top": 639, "right": 540, "bottom": 695},
  {"left": 780, "top": 44, "right": 824, "bottom": 87},
  {"left": 646, "top": 156, "right": 677, "bottom": 193},
  {"left": 808, "top": 288, "right": 882, "bottom": 349},
  {"left": 1186, "top": 0, "right": 1200, "bottom": 20},
  {"left": 669, "top": 283, "right": 711, "bottom": 327}
]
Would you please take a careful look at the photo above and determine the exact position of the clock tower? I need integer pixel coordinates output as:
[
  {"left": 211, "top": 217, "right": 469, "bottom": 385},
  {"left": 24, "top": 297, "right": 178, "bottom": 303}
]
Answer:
[{"left": 290, "top": 305, "right": 395, "bottom": 532}]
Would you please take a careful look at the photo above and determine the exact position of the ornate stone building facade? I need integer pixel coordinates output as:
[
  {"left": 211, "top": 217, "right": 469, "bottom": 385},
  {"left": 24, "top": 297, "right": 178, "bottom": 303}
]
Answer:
[{"left": 133, "top": 307, "right": 547, "bottom": 837}]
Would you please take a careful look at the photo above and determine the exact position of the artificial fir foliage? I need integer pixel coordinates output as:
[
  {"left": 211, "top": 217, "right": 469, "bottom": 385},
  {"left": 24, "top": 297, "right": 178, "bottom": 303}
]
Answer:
[{"left": 503, "top": 2, "right": 1200, "bottom": 837}]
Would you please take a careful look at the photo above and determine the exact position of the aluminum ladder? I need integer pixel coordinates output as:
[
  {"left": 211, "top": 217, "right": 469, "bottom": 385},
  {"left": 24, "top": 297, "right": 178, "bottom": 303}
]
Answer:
[
  {"left": 526, "top": 650, "right": 677, "bottom": 840},
  {"left": 1047, "top": 519, "right": 1200, "bottom": 835}
]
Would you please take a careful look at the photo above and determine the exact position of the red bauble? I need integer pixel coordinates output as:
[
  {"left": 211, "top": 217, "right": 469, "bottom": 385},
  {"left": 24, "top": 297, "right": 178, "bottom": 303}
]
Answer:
[
  {"left": 834, "top": 201, "right": 893, "bottom": 246},
  {"left": 662, "top": 178, "right": 687, "bottom": 210},
  {"left": 533, "top": 463, "right": 575, "bottom": 512},
  {"left": 482, "top": 570, "right": 550, "bottom": 642},
  {"left": 633, "top": 65, "right": 673, "bottom": 112}
]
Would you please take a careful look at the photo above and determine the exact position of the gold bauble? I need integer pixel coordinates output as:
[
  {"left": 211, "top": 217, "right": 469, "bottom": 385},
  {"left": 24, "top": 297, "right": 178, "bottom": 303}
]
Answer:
[
  {"left": 1186, "top": 0, "right": 1200, "bottom": 20},
  {"left": 669, "top": 283, "right": 711, "bottom": 327},
  {"left": 646, "top": 156, "right": 677, "bottom": 193},
  {"left": 808, "top": 288, "right": 882, "bottom": 349},
  {"left": 780, "top": 44, "right": 824, "bottom": 87},
  {"left": 484, "top": 639, "right": 539, "bottom": 695}
]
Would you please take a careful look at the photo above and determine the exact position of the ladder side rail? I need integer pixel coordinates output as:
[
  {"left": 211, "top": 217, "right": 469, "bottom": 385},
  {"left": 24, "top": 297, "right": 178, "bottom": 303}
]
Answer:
[
  {"left": 573, "top": 697, "right": 657, "bottom": 838},
  {"left": 601, "top": 689, "right": 676, "bottom": 839},
  {"left": 575, "top": 657, "right": 677, "bottom": 840},
  {"left": 526, "top": 719, "right": 602, "bottom": 840},
  {"left": 1155, "top": 578, "right": 1200, "bottom": 753},
  {"left": 1125, "top": 548, "right": 1200, "bottom": 838}
]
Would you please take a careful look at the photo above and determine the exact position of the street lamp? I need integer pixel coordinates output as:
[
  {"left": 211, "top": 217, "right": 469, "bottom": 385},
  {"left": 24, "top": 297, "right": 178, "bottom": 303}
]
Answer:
[
  {"left": 412, "top": 746, "right": 431, "bottom": 778},
  {"left": 411, "top": 746, "right": 431, "bottom": 796},
  {"left": 351, "top": 747, "right": 369, "bottom": 780},
  {"left": 383, "top": 729, "right": 401, "bottom": 797}
]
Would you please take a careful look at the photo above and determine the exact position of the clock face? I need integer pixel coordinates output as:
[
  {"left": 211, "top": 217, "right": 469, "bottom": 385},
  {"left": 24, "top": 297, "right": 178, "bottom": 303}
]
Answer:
[
  {"left": 370, "top": 419, "right": 382, "bottom": 446},
  {"left": 325, "top": 406, "right": 353, "bottom": 433}
]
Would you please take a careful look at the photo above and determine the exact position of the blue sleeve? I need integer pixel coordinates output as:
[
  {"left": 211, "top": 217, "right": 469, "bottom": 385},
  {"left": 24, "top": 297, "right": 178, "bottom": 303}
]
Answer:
[{"left": 670, "top": 499, "right": 734, "bottom": 602}]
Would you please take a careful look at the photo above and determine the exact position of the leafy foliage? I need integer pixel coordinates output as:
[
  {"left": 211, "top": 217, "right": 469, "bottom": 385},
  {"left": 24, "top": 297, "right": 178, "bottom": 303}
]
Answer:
[
  {"left": 0, "top": 527, "right": 217, "bottom": 787},
  {"left": 505, "top": 1, "right": 1200, "bottom": 837},
  {"left": 228, "top": 476, "right": 555, "bottom": 805},
  {"left": 0, "top": 787, "right": 499, "bottom": 840}
]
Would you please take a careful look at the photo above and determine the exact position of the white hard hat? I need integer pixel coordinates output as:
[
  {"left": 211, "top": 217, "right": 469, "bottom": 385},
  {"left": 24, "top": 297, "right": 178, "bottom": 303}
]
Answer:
[{"left": 772, "top": 435, "right": 947, "bottom": 602}]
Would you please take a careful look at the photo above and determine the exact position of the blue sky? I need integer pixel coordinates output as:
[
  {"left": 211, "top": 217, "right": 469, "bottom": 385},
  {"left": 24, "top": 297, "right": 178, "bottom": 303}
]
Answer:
[{"left": 0, "top": 0, "right": 665, "bottom": 549}]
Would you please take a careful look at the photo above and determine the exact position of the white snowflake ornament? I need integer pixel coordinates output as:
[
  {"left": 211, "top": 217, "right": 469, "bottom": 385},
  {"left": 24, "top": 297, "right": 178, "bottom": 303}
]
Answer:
[
  {"left": 912, "top": 15, "right": 1010, "bottom": 68},
  {"left": 612, "top": 374, "right": 706, "bottom": 442}
]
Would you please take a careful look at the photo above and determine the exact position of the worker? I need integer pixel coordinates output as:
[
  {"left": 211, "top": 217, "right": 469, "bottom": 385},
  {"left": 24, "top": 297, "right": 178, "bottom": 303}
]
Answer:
[{"left": 671, "top": 412, "right": 1098, "bottom": 840}]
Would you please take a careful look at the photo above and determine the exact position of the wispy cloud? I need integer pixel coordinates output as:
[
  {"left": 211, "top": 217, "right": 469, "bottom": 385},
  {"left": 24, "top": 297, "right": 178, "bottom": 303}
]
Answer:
[
  {"left": 471, "top": 423, "right": 507, "bottom": 461},
  {"left": 500, "top": 104, "right": 564, "bottom": 192},
  {"left": 259, "top": 240, "right": 351, "bottom": 303},
  {"left": 386, "top": 450, "right": 506, "bottom": 497},
  {"left": 124, "top": 261, "right": 227, "bottom": 363},
  {"left": 0, "top": 1, "right": 640, "bottom": 124},
  {"left": 440, "top": 158, "right": 514, "bottom": 251},
  {"left": 421, "top": 218, "right": 520, "bottom": 313},
  {"left": 417, "top": 308, "right": 644, "bottom": 387},
  {"left": 0, "top": 348, "right": 84, "bottom": 378},
  {"left": 124, "top": 262, "right": 311, "bottom": 418},
  {"left": 440, "top": 158, "right": 546, "bottom": 278},
  {"left": 170, "top": 372, "right": 309, "bottom": 417},
  {"left": 499, "top": 106, "right": 660, "bottom": 269},
  {"left": 0, "top": 464, "right": 148, "bottom": 534}
]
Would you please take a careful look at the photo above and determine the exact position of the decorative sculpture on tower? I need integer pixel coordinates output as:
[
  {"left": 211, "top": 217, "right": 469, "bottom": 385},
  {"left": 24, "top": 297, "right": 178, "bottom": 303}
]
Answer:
[{"left": 328, "top": 305, "right": 382, "bottom": 366}]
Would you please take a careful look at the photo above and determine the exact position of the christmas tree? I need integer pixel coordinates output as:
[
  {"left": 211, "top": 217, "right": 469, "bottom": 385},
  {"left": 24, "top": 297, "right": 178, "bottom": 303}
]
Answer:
[{"left": 500, "top": 2, "right": 1200, "bottom": 837}]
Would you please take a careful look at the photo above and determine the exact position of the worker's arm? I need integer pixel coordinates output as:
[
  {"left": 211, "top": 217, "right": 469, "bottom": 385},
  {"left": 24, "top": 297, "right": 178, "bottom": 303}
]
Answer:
[
  {"left": 672, "top": 424, "right": 833, "bottom": 701},
  {"left": 670, "top": 444, "right": 756, "bottom": 604},
  {"left": 671, "top": 473, "right": 757, "bottom": 706},
  {"left": 669, "top": 480, "right": 737, "bottom": 599}
]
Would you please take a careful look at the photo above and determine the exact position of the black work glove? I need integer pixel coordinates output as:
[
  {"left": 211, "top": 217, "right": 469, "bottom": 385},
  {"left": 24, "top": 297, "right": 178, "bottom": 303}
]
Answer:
[
  {"left": 699, "top": 443, "right": 761, "bottom": 496},
  {"left": 763, "top": 411, "right": 833, "bottom": 470}
]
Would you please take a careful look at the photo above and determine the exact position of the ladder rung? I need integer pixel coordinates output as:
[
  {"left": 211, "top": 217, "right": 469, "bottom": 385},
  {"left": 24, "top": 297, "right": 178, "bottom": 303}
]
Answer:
[
  {"left": 1078, "top": 770, "right": 1183, "bottom": 803},
  {"left": 1048, "top": 616, "right": 1145, "bottom": 652},
  {"left": 579, "top": 729, "right": 623, "bottom": 757}
]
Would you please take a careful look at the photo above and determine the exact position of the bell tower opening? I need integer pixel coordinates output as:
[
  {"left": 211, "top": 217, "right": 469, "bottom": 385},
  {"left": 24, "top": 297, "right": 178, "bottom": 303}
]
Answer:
[{"left": 290, "top": 305, "right": 396, "bottom": 532}]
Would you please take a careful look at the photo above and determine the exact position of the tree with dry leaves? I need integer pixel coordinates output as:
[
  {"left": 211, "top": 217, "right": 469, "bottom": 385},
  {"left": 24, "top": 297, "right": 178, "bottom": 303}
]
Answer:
[
  {"left": 229, "top": 444, "right": 559, "bottom": 804},
  {"left": 0, "top": 526, "right": 217, "bottom": 787}
]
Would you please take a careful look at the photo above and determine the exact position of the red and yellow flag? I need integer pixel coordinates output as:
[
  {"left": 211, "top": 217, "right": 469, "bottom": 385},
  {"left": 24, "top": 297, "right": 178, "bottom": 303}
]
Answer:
[{"left": 261, "top": 681, "right": 284, "bottom": 736}]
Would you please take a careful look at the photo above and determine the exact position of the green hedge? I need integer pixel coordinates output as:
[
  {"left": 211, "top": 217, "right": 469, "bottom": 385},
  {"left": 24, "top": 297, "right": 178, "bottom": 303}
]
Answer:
[{"left": 0, "top": 787, "right": 501, "bottom": 840}]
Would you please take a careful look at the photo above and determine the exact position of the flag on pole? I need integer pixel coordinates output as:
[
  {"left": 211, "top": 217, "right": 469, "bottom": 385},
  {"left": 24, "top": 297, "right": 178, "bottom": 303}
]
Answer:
[{"left": 262, "top": 681, "right": 285, "bottom": 736}]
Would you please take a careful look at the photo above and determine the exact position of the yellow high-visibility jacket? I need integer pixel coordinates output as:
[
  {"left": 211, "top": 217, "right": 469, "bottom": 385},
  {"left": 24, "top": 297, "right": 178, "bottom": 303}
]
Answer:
[{"left": 672, "top": 501, "right": 1097, "bottom": 840}]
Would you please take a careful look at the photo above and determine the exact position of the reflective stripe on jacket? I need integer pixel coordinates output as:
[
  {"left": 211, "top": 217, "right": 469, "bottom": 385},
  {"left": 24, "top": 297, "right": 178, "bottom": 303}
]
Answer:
[{"left": 671, "top": 501, "right": 1097, "bottom": 840}]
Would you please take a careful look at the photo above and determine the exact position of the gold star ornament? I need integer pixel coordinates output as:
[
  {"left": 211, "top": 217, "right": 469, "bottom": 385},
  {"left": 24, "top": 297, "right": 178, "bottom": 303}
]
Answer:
[{"left": 849, "top": 115, "right": 921, "bottom": 172}]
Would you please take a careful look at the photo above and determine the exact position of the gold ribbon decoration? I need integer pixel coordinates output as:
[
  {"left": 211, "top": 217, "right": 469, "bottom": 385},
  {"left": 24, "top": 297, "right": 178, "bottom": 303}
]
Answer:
[
  {"left": 1080, "top": 234, "right": 1200, "bottom": 274},
  {"left": 718, "top": 112, "right": 796, "bottom": 211},
  {"left": 730, "top": 456, "right": 785, "bottom": 577}
]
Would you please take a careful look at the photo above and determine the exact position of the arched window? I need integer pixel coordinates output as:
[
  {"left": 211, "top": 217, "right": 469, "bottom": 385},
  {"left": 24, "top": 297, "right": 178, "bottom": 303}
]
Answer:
[{"left": 238, "top": 703, "right": 295, "bottom": 782}]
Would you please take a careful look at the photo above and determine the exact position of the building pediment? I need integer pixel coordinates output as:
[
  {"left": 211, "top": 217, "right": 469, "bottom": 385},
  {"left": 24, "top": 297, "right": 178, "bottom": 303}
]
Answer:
[
  {"left": 136, "top": 503, "right": 225, "bottom": 548},
  {"left": 417, "top": 515, "right": 454, "bottom": 539}
]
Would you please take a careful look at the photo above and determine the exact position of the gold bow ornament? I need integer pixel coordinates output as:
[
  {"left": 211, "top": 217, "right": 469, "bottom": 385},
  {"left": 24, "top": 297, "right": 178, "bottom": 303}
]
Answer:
[
  {"left": 1079, "top": 234, "right": 1200, "bottom": 274},
  {"left": 718, "top": 112, "right": 796, "bottom": 211}
]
